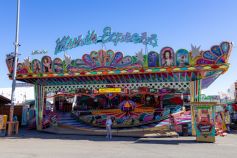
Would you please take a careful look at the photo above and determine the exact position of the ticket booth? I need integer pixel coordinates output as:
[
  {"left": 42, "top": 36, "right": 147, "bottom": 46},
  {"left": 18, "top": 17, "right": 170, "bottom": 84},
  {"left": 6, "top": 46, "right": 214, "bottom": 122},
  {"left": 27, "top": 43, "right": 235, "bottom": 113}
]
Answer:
[{"left": 191, "top": 102, "right": 216, "bottom": 143}]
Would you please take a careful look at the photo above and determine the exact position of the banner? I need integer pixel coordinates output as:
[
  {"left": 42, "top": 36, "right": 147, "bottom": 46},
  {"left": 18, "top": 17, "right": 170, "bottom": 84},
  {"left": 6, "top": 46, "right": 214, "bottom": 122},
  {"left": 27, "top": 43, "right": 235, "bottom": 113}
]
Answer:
[
  {"left": 0, "top": 115, "right": 7, "bottom": 130},
  {"left": 192, "top": 102, "right": 216, "bottom": 143}
]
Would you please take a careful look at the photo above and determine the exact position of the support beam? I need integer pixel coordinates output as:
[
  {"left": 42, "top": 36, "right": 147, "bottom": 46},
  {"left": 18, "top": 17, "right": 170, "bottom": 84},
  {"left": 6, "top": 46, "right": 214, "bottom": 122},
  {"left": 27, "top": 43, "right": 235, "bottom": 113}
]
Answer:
[
  {"left": 34, "top": 84, "right": 45, "bottom": 130},
  {"left": 190, "top": 79, "right": 202, "bottom": 136}
]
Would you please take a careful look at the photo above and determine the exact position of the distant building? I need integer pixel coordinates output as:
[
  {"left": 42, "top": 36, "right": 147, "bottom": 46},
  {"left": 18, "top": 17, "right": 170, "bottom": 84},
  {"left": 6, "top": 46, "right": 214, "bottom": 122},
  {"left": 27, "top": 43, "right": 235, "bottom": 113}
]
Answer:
[
  {"left": 235, "top": 82, "right": 237, "bottom": 102},
  {"left": 0, "top": 95, "right": 11, "bottom": 105},
  {"left": 228, "top": 81, "right": 237, "bottom": 102},
  {"left": 0, "top": 83, "right": 34, "bottom": 104}
]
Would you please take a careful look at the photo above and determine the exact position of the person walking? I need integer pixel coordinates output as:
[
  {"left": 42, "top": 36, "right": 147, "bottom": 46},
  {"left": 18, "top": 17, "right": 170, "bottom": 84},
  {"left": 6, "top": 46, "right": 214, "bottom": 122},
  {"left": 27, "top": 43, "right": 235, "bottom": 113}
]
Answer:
[{"left": 106, "top": 116, "right": 112, "bottom": 140}]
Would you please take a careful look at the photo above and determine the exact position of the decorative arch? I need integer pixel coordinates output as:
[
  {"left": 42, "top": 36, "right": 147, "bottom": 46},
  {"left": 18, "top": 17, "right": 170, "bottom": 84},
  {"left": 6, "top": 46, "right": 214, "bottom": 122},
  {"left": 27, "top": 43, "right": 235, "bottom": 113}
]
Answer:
[
  {"left": 41, "top": 56, "right": 53, "bottom": 73},
  {"left": 148, "top": 51, "right": 159, "bottom": 67},
  {"left": 53, "top": 58, "right": 63, "bottom": 73},
  {"left": 160, "top": 47, "right": 175, "bottom": 67},
  {"left": 32, "top": 59, "right": 41, "bottom": 73},
  {"left": 176, "top": 49, "right": 189, "bottom": 66}
]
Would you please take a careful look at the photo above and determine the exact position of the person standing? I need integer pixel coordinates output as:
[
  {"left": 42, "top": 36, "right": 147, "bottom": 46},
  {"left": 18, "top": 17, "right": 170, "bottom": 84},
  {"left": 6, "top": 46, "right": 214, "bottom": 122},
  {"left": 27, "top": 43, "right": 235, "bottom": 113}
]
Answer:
[
  {"left": 224, "top": 106, "right": 231, "bottom": 133},
  {"left": 169, "top": 111, "right": 175, "bottom": 131},
  {"left": 106, "top": 116, "right": 112, "bottom": 140}
]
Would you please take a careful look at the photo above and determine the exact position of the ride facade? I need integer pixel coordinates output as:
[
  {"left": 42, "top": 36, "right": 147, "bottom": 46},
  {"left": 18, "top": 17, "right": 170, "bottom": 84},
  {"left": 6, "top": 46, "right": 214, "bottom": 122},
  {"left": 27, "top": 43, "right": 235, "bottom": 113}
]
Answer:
[{"left": 6, "top": 29, "right": 233, "bottom": 134}]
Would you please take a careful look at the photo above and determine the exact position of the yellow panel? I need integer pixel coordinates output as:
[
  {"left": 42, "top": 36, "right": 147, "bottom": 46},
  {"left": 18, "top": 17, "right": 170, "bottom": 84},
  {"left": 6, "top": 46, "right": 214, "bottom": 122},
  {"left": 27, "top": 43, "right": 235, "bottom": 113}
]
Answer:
[
  {"left": 173, "top": 68, "right": 181, "bottom": 71},
  {"left": 108, "top": 71, "right": 114, "bottom": 74},
  {"left": 99, "top": 88, "right": 121, "bottom": 93}
]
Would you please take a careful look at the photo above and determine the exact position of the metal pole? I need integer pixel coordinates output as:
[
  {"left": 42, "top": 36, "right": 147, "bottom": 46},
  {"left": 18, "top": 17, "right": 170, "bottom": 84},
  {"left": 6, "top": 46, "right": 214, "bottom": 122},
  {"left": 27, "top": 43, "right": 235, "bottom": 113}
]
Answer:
[{"left": 10, "top": 0, "right": 21, "bottom": 123}]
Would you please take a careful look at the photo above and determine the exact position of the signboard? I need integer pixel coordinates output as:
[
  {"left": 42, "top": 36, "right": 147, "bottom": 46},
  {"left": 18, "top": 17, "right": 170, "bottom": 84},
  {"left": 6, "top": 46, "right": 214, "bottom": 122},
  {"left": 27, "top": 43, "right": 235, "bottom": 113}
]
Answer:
[
  {"left": 32, "top": 50, "right": 48, "bottom": 55},
  {"left": 201, "top": 95, "right": 220, "bottom": 103},
  {"left": 16, "top": 82, "right": 34, "bottom": 87},
  {"left": 99, "top": 88, "right": 121, "bottom": 93},
  {"left": 192, "top": 102, "right": 216, "bottom": 143},
  {"left": 55, "top": 27, "right": 158, "bottom": 54},
  {"left": 6, "top": 53, "right": 15, "bottom": 73}
]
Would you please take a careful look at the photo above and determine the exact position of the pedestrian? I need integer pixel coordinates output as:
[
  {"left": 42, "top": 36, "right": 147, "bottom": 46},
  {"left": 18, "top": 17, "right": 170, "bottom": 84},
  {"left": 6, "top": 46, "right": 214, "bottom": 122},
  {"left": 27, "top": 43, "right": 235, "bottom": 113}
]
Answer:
[
  {"left": 13, "top": 115, "right": 18, "bottom": 122},
  {"left": 169, "top": 110, "right": 175, "bottom": 130},
  {"left": 106, "top": 116, "right": 112, "bottom": 140},
  {"left": 224, "top": 106, "right": 231, "bottom": 133}
]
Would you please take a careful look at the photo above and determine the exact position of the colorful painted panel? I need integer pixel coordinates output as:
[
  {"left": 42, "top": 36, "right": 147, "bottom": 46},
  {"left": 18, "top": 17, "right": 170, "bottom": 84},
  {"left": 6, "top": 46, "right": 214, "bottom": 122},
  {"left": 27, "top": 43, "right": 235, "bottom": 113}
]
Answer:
[
  {"left": 6, "top": 54, "right": 15, "bottom": 73},
  {"left": 7, "top": 41, "right": 232, "bottom": 78},
  {"left": 32, "top": 59, "right": 41, "bottom": 73},
  {"left": 196, "top": 41, "right": 233, "bottom": 65},
  {"left": 176, "top": 49, "right": 189, "bottom": 66},
  {"left": 53, "top": 58, "right": 63, "bottom": 73},
  {"left": 193, "top": 104, "right": 215, "bottom": 142},
  {"left": 104, "top": 50, "right": 115, "bottom": 67},
  {"left": 203, "top": 50, "right": 218, "bottom": 61},
  {"left": 220, "top": 41, "right": 232, "bottom": 55},
  {"left": 196, "top": 58, "right": 215, "bottom": 65},
  {"left": 116, "top": 56, "right": 133, "bottom": 68},
  {"left": 90, "top": 51, "right": 101, "bottom": 67},
  {"left": 211, "top": 45, "right": 222, "bottom": 57},
  {"left": 67, "top": 96, "right": 171, "bottom": 128},
  {"left": 160, "top": 47, "right": 175, "bottom": 67},
  {"left": 81, "top": 50, "right": 129, "bottom": 69},
  {"left": 82, "top": 54, "right": 96, "bottom": 68},
  {"left": 16, "top": 57, "right": 31, "bottom": 74},
  {"left": 148, "top": 51, "right": 159, "bottom": 67},
  {"left": 17, "top": 63, "right": 28, "bottom": 74},
  {"left": 110, "top": 51, "right": 123, "bottom": 67},
  {"left": 41, "top": 56, "right": 53, "bottom": 73}
]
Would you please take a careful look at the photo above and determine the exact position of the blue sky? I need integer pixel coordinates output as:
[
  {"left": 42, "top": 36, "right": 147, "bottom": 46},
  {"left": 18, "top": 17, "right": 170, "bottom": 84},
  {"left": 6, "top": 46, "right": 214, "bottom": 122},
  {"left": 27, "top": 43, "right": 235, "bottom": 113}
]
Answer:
[{"left": 0, "top": 0, "right": 236, "bottom": 95}]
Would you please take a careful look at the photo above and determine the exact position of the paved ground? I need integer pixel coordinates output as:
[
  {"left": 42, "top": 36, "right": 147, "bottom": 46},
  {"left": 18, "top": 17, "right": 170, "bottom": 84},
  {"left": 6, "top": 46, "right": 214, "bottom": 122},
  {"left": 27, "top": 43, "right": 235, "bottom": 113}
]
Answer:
[{"left": 0, "top": 129, "right": 237, "bottom": 158}]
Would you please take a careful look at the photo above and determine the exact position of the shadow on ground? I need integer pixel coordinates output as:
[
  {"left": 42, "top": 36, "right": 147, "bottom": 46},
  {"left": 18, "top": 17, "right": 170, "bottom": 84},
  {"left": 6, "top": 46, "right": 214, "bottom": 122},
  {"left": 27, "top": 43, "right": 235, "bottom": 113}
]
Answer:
[
  {"left": 135, "top": 138, "right": 196, "bottom": 145},
  {"left": 5, "top": 127, "right": 138, "bottom": 142},
  {"left": 3, "top": 127, "right": 199, "bottom": 145}
]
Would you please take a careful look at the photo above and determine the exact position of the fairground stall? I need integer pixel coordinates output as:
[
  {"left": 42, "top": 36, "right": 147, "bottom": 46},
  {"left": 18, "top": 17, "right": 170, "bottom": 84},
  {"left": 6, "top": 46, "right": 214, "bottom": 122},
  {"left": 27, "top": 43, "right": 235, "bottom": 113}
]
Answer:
[{"left": 6, "top": 28, "right": 233, "bottom": 136}]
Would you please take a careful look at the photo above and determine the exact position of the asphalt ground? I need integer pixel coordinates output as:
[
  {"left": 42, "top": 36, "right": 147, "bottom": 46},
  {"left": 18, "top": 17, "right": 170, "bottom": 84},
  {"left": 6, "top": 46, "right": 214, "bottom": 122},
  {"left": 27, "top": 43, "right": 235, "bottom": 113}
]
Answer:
[{"left": 0, "top": 129, "right": 237, "bottom": 158}]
